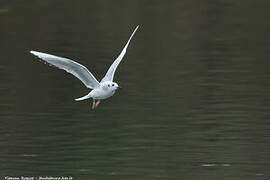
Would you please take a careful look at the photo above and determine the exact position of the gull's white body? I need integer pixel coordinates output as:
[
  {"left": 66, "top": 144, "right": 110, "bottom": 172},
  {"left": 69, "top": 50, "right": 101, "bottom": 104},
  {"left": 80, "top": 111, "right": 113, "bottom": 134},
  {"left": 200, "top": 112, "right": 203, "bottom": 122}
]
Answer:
[
  {"left": 30, "top": 25, "right": 139, "bottom": 108},
  {"left": 90, "top": 82, "right": 115, "bottom": 99},
  {"left": 76, "top": 81, "right": 118, "bottom": 101}
]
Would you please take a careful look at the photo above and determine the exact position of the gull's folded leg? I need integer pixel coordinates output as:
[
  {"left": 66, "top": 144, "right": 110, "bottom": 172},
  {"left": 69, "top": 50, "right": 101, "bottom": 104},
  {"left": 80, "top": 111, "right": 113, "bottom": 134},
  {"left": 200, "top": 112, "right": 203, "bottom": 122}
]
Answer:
[
  {"left": 92, "top": 99, "right": 96, "bottom": 109},
  {"left": 95, "top": 100, "right": 101, "bottom": 108}
]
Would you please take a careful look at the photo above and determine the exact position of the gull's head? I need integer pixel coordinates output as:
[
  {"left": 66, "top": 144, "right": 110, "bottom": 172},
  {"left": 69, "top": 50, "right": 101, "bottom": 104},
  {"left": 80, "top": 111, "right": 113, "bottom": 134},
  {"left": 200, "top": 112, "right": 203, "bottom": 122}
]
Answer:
[
  {"left": 111, "top": 82, "right": 119, "bottom": 90},
  {"left": 103, "top": 81, "right": 120, "bottom": 91}
]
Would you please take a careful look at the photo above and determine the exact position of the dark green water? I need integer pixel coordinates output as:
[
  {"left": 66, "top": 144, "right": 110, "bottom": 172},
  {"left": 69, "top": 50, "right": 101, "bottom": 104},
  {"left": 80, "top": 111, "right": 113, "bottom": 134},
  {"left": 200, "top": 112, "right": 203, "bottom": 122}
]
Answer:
[{"left": 1, "top": 0, "right": 270, "bottom": 179}]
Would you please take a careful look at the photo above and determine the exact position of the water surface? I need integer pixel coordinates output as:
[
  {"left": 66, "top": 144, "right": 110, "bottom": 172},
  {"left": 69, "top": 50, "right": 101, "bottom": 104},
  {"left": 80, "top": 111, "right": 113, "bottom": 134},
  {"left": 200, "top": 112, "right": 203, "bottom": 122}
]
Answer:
[{"left": 1, "top": 0, "right": 270, "bottom": 179}]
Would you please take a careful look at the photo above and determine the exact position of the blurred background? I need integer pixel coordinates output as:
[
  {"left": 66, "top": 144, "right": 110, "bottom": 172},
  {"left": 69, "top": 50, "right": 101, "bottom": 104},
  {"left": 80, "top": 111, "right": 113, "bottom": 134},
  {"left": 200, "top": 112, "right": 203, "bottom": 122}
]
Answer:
[{"left": 1, "top": 0, "right": 270, "bottom": 179}]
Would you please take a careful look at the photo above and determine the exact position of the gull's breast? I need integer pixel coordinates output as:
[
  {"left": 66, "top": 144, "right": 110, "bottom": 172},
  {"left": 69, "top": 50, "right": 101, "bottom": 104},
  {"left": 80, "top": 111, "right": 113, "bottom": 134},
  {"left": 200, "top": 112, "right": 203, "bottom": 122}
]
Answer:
[{"left": 91, "top": 88, "right": 115, "bottom": 100}]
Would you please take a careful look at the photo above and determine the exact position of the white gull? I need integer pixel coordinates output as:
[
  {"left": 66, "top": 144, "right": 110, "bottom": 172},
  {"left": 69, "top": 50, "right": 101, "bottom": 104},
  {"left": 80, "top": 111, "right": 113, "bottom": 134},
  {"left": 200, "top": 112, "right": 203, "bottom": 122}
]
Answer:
[{"left": 30, "top": 25, "right": 139, "bottom": 109}]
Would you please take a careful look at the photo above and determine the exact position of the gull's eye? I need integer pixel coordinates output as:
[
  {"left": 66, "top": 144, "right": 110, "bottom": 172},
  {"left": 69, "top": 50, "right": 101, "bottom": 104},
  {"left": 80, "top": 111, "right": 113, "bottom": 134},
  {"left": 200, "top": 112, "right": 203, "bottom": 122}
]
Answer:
[
  {"left": 108, "top": 85, "right": 110, "bottom": 87},
  {"left": 112, "top": 84, "right": 114, "bottom": 86}
]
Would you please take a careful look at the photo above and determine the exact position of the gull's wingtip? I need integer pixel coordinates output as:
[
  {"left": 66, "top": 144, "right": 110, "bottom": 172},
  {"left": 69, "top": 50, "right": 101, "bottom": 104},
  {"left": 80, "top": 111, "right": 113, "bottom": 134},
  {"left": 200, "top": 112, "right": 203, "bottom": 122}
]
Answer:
[
  {"left": 30, "top": 50, "right": 36, "bottom": 55},
  {"left": 129, "top": 25, "right": 139, "bottom": 39},
  {"left": 30, "top": 50, "right": 42, "bottom": 57}
]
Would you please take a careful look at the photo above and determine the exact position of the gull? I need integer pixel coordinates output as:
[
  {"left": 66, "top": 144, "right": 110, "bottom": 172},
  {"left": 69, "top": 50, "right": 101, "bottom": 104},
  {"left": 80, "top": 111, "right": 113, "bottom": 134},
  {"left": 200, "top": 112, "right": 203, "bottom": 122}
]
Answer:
[{"left": 30, "top": 25, "right": 139, "bottom": 109}]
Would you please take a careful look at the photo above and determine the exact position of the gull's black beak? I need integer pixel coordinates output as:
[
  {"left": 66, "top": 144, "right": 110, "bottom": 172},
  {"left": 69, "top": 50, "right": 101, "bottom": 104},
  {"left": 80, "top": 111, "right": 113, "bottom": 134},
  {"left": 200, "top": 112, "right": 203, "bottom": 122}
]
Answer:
[{"left": 118, "top": 86, "right": 122, "bottom": 89}]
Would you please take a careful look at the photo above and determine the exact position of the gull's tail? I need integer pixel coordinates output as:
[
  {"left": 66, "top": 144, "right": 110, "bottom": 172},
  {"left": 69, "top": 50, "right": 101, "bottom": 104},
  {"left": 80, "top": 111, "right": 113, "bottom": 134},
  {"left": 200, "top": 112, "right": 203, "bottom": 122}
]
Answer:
[{"left": 75, "top": 93, "right": 92, "bottom": 101}]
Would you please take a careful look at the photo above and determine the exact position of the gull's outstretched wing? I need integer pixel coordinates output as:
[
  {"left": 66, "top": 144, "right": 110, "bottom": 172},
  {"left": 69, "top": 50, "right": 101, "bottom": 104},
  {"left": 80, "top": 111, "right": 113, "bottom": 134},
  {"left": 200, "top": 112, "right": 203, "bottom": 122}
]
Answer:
[
  {"left": 30, "top": 51, "right": 100, "bottom": 89},
  {"left": 101, "top": 25, "right": 139, "bottom": 82}
]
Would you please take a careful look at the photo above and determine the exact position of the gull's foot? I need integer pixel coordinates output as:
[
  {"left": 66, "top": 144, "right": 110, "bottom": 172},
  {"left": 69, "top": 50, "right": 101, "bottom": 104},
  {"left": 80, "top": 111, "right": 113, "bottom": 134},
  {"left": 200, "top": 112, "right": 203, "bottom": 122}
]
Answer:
[
  {"left": 92, "top": 100, "right": 96, "bottom": 109},
  {"left": 95, "top": 100, "right": 101, "bottom": 108}
]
